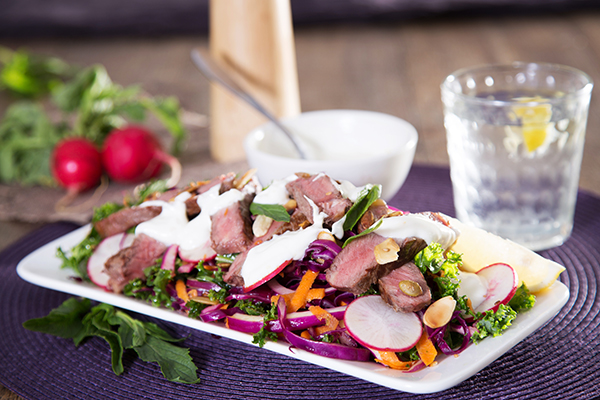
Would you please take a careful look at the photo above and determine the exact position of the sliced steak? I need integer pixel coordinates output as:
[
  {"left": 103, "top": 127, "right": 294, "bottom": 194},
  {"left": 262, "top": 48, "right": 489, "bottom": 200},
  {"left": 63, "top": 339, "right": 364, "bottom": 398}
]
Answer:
[
  {"left": 326, "top": 233, "right": 426, "bottom": 294},
  {"left": 94, "top": 206, "right": 162, "bottom": 238},
  {"left": 285, "top": 173, "right": 352, "bottom": 225},
  {"left": 104, "top": 233, "right": 167, "bottom": 293},
  {"left": 273, "top": 208, "right": 310, "bottom": 236},
  {"left": 223, "top": 250, "right": 247, "bottom": 287},
  {"left": 356, "top": 200, "right": 390, "bottom": 233},
  {"left": 184, "top": 195, "right": 201, "bottom": 218},
  {"left": 379, "top": 262, "right": 432, "bottom": 313},
  {"left": 210, "top": 195, "right": 254, "bottom": 254}
]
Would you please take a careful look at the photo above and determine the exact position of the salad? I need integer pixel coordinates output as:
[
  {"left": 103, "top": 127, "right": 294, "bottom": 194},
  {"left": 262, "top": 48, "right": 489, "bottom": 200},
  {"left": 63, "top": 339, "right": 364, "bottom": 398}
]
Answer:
[{"left": 57, "top": 170, "right": 562, "bottom": 372}]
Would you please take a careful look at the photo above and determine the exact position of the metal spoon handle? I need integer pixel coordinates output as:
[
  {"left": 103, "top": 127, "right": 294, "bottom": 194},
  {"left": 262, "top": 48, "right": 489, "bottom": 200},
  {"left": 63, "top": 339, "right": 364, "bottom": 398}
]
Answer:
[{"left": 191, "top": 49, "right": 307, "bottom": 159}]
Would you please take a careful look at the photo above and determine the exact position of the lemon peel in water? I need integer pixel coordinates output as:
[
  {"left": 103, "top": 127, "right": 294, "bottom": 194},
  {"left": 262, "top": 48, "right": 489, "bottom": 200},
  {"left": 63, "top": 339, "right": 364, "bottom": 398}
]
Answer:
[{"left": 513, "top": 96, "right": 553, "bottom": 152}]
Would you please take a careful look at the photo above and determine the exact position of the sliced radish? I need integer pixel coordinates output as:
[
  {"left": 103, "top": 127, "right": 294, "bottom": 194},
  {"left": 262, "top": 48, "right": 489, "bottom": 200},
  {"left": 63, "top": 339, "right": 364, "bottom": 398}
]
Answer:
[
  {"left": 179, "top": 241, "right": 216, "bottom": 263},
  {"left": 457, "top": 271, "right": 488, "bottom": 310},
  {"left": 87, "top": 233, "right": 134, "bottom": 290},
  {"left": 267, "top": 279, "right": 295, "bottom": 295},
  {"left": 160, "top": 244, "right": 179, "bottom": 271},
  {"left": 178, "top": 262, "right": 196, "bottom": 274},
  {"left": 344, "top": 295, "right": 422, "bottom": 352},
  {"left": 243, "top": 260, "right": 291, "bottom": 292},
  {"left": 458, "top": 263, "right": 518, "bottom": 313}
]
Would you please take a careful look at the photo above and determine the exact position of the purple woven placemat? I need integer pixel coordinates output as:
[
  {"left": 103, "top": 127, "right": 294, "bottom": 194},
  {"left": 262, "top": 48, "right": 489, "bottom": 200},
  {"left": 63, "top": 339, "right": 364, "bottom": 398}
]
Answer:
[{"left": 1, "top": 165, "right": 599, "bottom": 399}]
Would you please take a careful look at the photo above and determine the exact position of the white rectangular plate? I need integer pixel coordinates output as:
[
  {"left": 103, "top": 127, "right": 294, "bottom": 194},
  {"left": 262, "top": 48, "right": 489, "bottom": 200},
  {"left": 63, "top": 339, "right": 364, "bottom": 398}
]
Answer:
[{"left": 16, "top": 225, "right": 569, "bottom": 394}]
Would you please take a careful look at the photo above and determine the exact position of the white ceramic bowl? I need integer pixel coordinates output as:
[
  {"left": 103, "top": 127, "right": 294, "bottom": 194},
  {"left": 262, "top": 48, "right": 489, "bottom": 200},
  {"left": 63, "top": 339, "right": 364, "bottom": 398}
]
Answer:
[{"left": 243, "top": 110, "right": 418, "bottom": 200}]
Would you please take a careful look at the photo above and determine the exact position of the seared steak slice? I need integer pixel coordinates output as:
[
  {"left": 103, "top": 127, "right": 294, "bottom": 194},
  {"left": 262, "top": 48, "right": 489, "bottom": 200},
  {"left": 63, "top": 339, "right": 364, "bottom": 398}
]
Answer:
[
  {"left": 210, "top": 195, "right": 254, "bottom": 254},
  {"left": 94, "top": 206, "right": 162, "bottom": 238},
  {"left": 379, "top": 262, "right": 432, "bottom": 313},
  {"left": 326, "top": 233, "right": 426, "bottom": 294},
  {"left": 273, "top": 209, "right": 310, "bottom": 237},
  {"left": 104, "top": 233, "right": 167, "bottom": 293},
  {"left": 224, "top": 250, "right": 247, "bottom": 287},
  {"left": 356, "top": 200, "right": 390, "bottom": 233},
  {"left": 285, "top": 173, "right": 351, "bottom": 225},
  {"left": 325, "top": 233, "right": 385, "bottom": 294},
  {"left": 185, "top": 195, "right": 201, "bottom": 218}
]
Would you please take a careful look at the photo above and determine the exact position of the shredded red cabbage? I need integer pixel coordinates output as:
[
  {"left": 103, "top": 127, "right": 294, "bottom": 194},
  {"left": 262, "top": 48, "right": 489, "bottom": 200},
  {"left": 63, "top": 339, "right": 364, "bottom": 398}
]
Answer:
[
  {"left": 275, "top": 297, "right": 370, "bottom": 361},
  {"left": 426, "top": 310, "right": 471, "bottom": 356}
]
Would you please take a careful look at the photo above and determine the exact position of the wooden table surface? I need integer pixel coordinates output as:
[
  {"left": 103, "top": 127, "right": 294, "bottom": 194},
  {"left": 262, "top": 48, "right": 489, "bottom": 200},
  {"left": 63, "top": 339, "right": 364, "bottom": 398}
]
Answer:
[{"left": 2, "top": 10, "right": 600, "bottom": 399}]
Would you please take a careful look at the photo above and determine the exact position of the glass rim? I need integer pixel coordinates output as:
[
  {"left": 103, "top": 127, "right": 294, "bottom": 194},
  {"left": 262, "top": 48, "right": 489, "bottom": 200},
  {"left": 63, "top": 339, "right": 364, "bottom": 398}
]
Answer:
[{"left": 440, "top": 62, "right": 594, "bottom": 106}]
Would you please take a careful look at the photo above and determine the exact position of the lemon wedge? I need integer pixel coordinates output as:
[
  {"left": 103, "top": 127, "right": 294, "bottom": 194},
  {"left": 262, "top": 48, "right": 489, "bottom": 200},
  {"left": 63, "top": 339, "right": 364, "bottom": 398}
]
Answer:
[
  {"left": 513, "top": 96, "right": 552, "bottom": 152},
  {"left": 447, "top": 216, "right": 565, "bottom": 293}
]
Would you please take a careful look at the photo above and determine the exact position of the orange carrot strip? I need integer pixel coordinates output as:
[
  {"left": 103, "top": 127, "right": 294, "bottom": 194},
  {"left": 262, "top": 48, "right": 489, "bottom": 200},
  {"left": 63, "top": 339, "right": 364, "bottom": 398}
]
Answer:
[
  {"left": 305, "top": 288, "right": 326, "bottom": 302},
  {"left": 309, "top": 305, "right": 339, "bottom": 336},
  {"left": 416, "top": 329, "right": 438, "bottom": 366},
  {"left": 301, "top": 330, "right": 312, "bottom": 340},
  {"left": 176, "top": 279, "right": 189, "bottom": 303},
  {"left": 289, "top": 269, "right": 319, "bottom": 312},
  {"left": 271, "top": 293, "right": 294, "bottom": 307},
  {"left": 373, "top": 350, "right": 415, "bottom": 370}
]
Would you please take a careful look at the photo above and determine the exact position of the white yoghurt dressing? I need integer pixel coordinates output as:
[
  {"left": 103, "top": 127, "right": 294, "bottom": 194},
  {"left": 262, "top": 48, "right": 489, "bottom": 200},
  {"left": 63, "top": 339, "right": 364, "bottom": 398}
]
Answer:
[
  {"left": 373, "top": 213, "right": 458, "bottom": 250},
  {"left": 253, "top": 174, "right": 297, "bottom": 205},
  {"left": 240, "top": 198, "right": 327, "bottom": 289},
  {"left": 135, "top": 184, "right": 245, "bottom": 251}
]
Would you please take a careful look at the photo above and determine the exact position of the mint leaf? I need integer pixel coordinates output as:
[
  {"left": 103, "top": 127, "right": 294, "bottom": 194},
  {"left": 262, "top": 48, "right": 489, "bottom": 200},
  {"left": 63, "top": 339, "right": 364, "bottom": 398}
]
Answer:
[
  {"left": 22, "top": 297, "right": 91, "bottom": 338},
  {"left": 133, "top": 335, "right": 200, "bottom": 384},
  {"left": 342, "top": 219, "right": 382, "bottom": 248},
  {"left": 343, "top": 185, "right": 381, "bottom": 231},
  {"left": 23, "top": 298, "right": 200, "bottom": 383},
  {"left": 249, "top": 202, "right": 291, "bottom": 222}
]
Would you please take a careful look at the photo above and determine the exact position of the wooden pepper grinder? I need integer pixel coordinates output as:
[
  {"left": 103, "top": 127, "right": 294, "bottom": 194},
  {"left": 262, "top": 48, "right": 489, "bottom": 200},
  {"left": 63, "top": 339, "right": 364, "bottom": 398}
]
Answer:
[{"left": 209, "top": 0, "right": 301, "bottom": 163}]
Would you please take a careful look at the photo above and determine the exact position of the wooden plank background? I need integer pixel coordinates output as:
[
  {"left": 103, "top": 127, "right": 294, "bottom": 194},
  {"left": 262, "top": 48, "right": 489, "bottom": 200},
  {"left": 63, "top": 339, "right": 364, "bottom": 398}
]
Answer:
[{"left": 2, "top": 10, "right": 600, "bottom": 399}]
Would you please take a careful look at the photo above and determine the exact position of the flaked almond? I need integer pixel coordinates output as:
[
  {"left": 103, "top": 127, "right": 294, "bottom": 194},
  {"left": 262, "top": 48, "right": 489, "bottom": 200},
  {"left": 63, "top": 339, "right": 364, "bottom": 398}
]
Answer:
[
  {"left": 190, "top": 296, "right": 220, "bottom": 305},
  {"left": 398, "top": 280, "right": 423, "bottom": 297},
  {"left": 374, "top": 238, "right": 400, "bottom": 264},
  {"left": 284, "top": 199, "right": 297, "bottom": 211},
  {"left": 252, "top": 214, "right": 273, "bottom": 238},
  {"left": 423, "top": 296, "right": 456, "bottom": 329},
  {"left": 234, "top": 168, "right": 257, "bottom": 189},
  {"left": 317, "top": 231, "right": 336, "bottom": 242}
]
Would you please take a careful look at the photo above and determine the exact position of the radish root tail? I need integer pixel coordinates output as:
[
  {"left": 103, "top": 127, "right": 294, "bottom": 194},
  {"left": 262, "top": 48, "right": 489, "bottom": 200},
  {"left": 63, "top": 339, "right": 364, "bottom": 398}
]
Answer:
[{"left": 55, "top": 175, "right": 109, "bottom": 213}]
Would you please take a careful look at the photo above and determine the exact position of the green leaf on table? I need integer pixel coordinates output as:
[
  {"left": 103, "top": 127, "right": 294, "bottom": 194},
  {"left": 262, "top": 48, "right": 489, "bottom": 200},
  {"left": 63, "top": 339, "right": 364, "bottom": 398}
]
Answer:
[
  {"left": 0, "top": 46, "right": 74, "bottom": 97},
  {"left": 249, "top": 202, "right": 291, "bottom": 222},
  {"left": 133, "top": 335, "right": 200, "bottom": 384},
  {"left": 22, "top": 297, "right": 92, "bottom": 338},
  {"left": 23, "top": 298, "right": 200, "bottom": 383},
  {"left": 0, "top": 101, "right": 64, "bottom": 185},
  {"left": 140, "top": 96, "right": 186, "bottom": 155}
]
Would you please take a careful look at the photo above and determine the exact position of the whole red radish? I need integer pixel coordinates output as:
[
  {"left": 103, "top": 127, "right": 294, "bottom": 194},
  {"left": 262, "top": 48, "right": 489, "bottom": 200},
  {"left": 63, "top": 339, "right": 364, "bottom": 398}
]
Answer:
[
  {"left": 101, "top": 126, "right": 181, "bottom": 187},
  {"left": 51, "top": 137, "right": 103, "bottom": 192}
]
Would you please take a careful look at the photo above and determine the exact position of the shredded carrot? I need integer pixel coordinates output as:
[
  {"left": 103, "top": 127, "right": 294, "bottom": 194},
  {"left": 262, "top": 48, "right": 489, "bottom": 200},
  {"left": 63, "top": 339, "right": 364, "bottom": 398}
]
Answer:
[
  {"left": 416, "top": 329, "right": 438, "bottom": 366},
  {"left": 289, "top": 269, "right": 319, "bottom": 312},
  {"left": 272, "top": 287, "right": 325, "bottom": 312},
  {"left": 373, "top": 350, "right": 415, "bottom": 370},
  {"left": 309, "top": 305, "right": 339, "bottom": 336},
  {"left": 301, "top": 330, "right": 312, "bottom": 340},
  {"left": 271, "top": 293, "right": 294, "bottom": 308},
  {"left": 305, "top": 288, "right": 326, "bottom": 302},
  {"left": 176, "top": 279, "right": 189, "bottom": 303}
]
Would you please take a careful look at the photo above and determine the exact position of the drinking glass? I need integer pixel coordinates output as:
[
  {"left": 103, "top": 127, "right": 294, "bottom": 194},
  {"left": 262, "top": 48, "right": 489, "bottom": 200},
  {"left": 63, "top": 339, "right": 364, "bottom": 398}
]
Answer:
[{"left": 441, "top": 62, "right": 593, "bottom": 251}]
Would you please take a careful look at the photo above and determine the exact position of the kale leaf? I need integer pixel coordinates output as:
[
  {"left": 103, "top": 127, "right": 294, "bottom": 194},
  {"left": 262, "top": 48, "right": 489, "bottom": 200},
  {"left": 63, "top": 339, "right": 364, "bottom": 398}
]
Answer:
[
  {"left": 508, "top": 283, "right": 536, "bottom": 313},
  {"left": 471, "top": 304, "right": 517, "bottom": 343}
]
